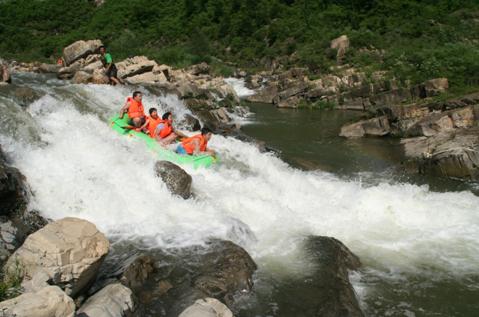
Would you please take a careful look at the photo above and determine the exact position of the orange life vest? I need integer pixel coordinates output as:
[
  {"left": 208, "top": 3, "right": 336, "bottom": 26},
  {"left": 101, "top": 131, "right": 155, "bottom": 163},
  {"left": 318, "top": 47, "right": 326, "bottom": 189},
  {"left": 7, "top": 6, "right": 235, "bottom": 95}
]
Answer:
[
  {"left": 147, "top": 115, "right": 162, "bottom": 138},
  {"left": 181, "top": 134, "right": 207, "bottom": 154},
  {"left": 157, "top": 119, "right": 173, "bottom": 138},
  {"left": 127, "top": 97, "right": 145, "bottom": 119}
]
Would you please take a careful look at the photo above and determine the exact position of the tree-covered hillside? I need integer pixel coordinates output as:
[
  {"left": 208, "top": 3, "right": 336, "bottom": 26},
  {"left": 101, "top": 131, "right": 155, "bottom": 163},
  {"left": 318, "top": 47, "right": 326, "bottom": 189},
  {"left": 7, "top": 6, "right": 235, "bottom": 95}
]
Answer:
[{"left": 1, "top": 0, "right": 478, "bottom": 87}]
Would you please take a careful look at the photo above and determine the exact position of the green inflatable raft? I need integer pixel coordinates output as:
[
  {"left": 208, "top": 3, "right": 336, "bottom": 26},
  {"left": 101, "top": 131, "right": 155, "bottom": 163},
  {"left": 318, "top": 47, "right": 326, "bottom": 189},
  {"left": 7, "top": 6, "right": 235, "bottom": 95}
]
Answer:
[{"left": 110, "top": 116, "right": 217, "bottom": 168}]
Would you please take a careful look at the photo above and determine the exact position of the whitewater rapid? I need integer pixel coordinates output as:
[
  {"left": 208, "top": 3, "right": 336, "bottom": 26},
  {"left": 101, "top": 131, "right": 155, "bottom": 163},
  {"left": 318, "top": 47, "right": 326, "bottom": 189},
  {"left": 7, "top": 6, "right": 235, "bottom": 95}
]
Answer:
[{"left": 1, "top": 76, "right": 479, "bottom": 299}]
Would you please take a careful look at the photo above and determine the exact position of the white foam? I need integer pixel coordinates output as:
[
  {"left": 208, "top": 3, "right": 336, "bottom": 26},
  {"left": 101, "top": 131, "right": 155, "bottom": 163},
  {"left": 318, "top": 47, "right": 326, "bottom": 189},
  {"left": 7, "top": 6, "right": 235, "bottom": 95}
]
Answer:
[
  {"left": 2, "top": 82, "right": 479, "bottom": 281},
  {"left": 224, "top": 77, "right": 256, "bottom": 98}
]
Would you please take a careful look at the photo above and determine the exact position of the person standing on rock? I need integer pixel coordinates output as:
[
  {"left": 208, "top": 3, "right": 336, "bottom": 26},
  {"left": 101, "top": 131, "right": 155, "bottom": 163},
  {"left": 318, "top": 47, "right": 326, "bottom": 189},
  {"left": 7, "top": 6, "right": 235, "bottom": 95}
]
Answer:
[
  {"left": 153, "top": 111, "right": 188, "bottom": 146},
  {"left": 99, "top": 46, "right": 121, "bottom": 85},
  {"left": 0, "top": 59, "right": 11, "bottom": 84},
  {"left": 119, "top": 91, "right": 148, "bottom": 131},
  {"left": 176, "top": 127, "right": 216, "bottom": 156}
]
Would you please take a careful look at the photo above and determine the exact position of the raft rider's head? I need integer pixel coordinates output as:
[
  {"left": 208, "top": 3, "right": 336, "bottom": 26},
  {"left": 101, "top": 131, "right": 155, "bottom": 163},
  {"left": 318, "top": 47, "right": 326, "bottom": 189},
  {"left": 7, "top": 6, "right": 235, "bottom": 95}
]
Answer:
[
  {"left": 149, "top": 107, "right": 158, "bottom": 119},
  {"left": 201, "top": 127, "right": 212, "bottom": 141},
  {"left": 162, "top": 111, "right": 172, "bottom": 123},
  {"left": 132, "top": 91, "right": 142, "bottom": 102}
]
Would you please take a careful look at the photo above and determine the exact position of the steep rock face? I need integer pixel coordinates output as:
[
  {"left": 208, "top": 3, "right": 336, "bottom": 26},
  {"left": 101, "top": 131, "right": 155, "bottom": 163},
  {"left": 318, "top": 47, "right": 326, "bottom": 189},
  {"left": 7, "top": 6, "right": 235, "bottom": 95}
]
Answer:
[
  {"left": 5, "top": 217, "right": 110, "bottom": 297},
  {"left": 0, "top": 146, "right": 48, "bottom": 266},
  {"left": 401, "top": 128, "right": 479, "bottom": 180},
  {"left": 0, "top": 286, "right": 75, "bottom": 317}
]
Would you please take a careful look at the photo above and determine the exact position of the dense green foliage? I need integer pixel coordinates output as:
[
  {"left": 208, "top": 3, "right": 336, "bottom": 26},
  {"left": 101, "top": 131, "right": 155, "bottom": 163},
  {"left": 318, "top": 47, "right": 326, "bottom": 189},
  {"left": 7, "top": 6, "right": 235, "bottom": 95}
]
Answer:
[{"left": 1, "top": 0, "right": 478, "bottom": 87}]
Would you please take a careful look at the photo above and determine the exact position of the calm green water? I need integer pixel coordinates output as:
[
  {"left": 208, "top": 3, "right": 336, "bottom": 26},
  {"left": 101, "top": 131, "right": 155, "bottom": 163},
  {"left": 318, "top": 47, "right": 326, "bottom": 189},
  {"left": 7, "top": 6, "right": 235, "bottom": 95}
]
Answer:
[{"left": 242, "top": 103, "right": 479, "bottom": 194}]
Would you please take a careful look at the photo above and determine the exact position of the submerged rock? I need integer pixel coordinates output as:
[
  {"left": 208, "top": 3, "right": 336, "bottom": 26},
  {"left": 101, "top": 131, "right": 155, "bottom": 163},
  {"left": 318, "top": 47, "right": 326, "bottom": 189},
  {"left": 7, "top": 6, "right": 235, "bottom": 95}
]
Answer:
[
  {"left": 5, "top": 217, "right": 110, "bottom": 297},
  {"left": 0, "top": 285, "right": 75, "bottom": 317},
  {"left": 154, "top": 161, "right": 192, "bottom": 199}
]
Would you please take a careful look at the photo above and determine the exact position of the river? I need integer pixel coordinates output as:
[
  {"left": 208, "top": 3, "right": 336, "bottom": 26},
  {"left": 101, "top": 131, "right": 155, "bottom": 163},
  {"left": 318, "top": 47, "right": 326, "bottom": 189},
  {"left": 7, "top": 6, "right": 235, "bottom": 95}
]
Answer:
[{"left": 1, "top": 74, "right": 479, "bottom": 316}]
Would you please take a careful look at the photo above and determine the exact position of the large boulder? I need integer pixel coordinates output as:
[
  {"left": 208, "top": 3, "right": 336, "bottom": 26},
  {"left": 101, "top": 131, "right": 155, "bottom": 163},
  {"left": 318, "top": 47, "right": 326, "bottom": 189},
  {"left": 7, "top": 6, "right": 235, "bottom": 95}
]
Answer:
[
  {"left": 330, "top": 35, "right": 350, "bottom": 64},
  {"left": 5, "top": 217, "right": 110, "bottom": 297},
  {"left": 179, "top": 298, "right": 233, "bottom": 317},
  {"left": 154, "top": 161, "right": 192, "bottom": 199},
  {"left": 340, "top": 116, "right": 391, "bottom": 138},
  {"left": 92, "top": 69, "right": 110, "bottom": 85},
  {"left": 0, "top": 286, "right": 75, "bottom": 317},
  {"left": 116, "top": 56, "right": 157, "bottom": 79},
  {"left": 63, "top": 40, "right": 103, "bottom": 66},
  {"left": 77, "top": 283, "right": 136, "bottom": 317}
]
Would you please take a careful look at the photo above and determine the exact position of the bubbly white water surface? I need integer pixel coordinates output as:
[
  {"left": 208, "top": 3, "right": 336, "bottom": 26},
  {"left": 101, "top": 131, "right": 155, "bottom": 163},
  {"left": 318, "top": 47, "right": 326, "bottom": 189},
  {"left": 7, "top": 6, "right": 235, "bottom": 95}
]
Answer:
[
  {"left": 1, "top": 79, "right": 479, "bottom": 312},
  {"left": 224, "top": 77, "right": 256, "bottom": 98}
]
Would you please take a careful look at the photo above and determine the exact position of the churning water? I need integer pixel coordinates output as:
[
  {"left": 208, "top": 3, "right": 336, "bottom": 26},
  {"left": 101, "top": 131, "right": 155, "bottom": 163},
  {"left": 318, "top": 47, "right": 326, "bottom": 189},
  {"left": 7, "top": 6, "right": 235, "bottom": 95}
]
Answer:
[{"left": 1, "top": 73, "right": 478, "bottom": 316}]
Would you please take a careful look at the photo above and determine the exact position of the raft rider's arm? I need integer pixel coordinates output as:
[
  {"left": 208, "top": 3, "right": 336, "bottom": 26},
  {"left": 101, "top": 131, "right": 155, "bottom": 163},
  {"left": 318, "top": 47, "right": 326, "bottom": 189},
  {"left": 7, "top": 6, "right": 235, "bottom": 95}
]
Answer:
[{"left": 119, "top": 100, "right": 129, "bottom": 119}]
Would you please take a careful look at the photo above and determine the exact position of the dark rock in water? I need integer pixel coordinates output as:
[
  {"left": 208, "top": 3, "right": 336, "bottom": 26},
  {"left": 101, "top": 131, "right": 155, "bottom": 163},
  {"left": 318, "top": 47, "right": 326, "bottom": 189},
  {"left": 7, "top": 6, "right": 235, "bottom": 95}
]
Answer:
[
  {"left": 183, "top": 114, "right": 201, "bottom": 131},
  {"left": 0, "top": 146, "right": 48, "bottom": 266},
  {"left": 94, "top": 239, "right": 257, "bottom": 317},
  {"left": 258, "top": 236, "right": 363, "bottom": 317},
  {"left": 13, "top": 86, "right": 43, "bottom": 107},
  {"left": 304, "top": 236, "right": 363, "bottom": 317},
  {"left": 154, "top": 161, "right": 192, "bottom": 199}
]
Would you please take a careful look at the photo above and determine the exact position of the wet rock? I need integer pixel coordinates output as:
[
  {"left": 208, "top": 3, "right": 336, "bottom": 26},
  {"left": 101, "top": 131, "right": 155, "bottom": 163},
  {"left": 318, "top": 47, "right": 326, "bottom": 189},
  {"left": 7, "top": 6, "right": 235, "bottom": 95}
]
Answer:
[
  {"left": 104, "top": 239, "right": 256, "bottom": 316},
  {"left": 1, "top": 63, "right": 11, "bottom": 84},
  {"left": 77, "top": 283, "right": 136, "bottom": 317},
  {"left": 73, "top": 71, "right": 93, "bottom": 84},
  {"left": 179, "top": 298, "right": 233, "bottom": 317},
  {"left": 340, "top": 116, "right": 390, "bottom": 138},
  {"left": 116, "top": 56, "right": 157, "bottom": 79},
  {"left": 401, "top": 128, "right": 479, "bottom": 180},
  {"left": 304, "top": 236, "right": 363, "bottom": 317},
  {"left": 0, "top": 147, "right": 28, "bottom": 217},
  {"left": 63, "top": 39, "right": 103, "bottom": 66},
  {"left": 0, "top": 285, "right": 75, "bottom": 317},
  {"left": 92, "top": 69, "right": 109, "bottom": 84},
  {"left": 154, "top": 161, "right": 192, "bottom": 199},
  {"left": 330, "top": 35, "right": 350, "bottom": 64},
  {"left": 5, "top": 217, "right": 110, "bottom": 297},
  {"left": 12, "top": 86, "right": 43, "bottom": 107}
]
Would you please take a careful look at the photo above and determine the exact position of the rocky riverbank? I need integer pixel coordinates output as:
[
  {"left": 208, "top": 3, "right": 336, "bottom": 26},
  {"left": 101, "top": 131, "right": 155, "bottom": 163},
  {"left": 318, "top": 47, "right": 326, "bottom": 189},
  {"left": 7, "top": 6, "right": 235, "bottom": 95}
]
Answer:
[
  {"left": 5, "top": 39, "right": 249, "bottom": 135},
  {"left": 0, "top": 145, "right": 365, "bottom": 317},
  {"left": 339, "top": 93, "right": 479, "bottom": 180}
]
